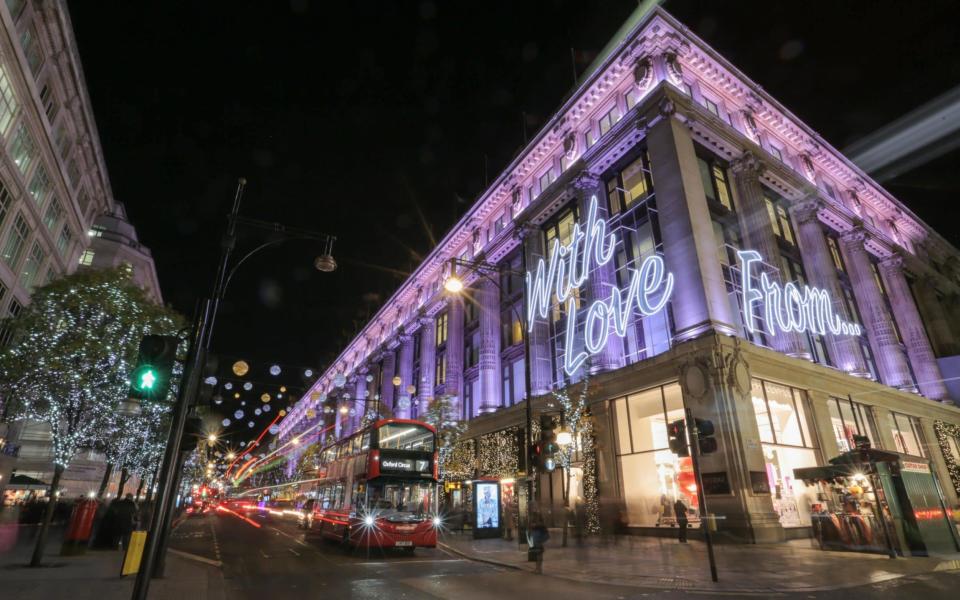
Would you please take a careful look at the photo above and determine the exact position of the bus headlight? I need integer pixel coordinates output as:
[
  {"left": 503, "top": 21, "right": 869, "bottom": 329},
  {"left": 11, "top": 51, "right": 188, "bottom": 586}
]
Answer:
[{"left": 364, "top": 515, "right": 375, "bottom": 526}]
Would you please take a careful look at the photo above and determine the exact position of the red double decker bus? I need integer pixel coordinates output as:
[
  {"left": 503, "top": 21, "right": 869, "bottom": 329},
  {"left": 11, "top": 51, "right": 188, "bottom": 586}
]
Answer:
[{"left": 300, "top": 419, "right": 440, "bottom": 551}]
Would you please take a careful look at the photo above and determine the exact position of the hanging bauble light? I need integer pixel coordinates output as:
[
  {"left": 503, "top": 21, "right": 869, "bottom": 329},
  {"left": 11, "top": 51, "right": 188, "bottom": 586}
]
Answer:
[
  {"left": 240, "top": 401, "right": 246, "bottom": 406},
  {"left": 269, "top": 425, "right": 280, "bottom": 435},
  {"left": 204, "top": 376, "right": 218, "bottom": 386},
  {"left": 310, "top": 391, "right": 320, "bottom": 401},
  {"left": 261, "top": 393, "right": 271, "bottom": 403},
  {"left": 248, "top": 421, "right": 255, "bottom": 428},
  {"left": 334, "top": 373, "right": 346, "bottom": 388},
  {"left": 213, "top": 395, "right": 223, "bottom": 405},
  {"left": 397, "top": 396, "right": 411, "bottom": 409},
  {"left": 366, "top": 374, "right": 374, "bottom": 383},
  {"left": 234, "top": 392, "right": 240, "bottom": 399},
  {"left": 304, "top": 369, "right": 313, "bottom": 378},
  {"left": 222, "top": 418, "right": 231, "bottom": 427},
  {"left": 270, "top": 365, "right": 281, "bottom": 376},
  {"left": 306, "top": 409, "right": 316, "bottom": 419},
  {"left": 406, "top": 384, "right": 416, "bottom": 395},
  {"left": 254, "top": 408, "right": 262, "bottom": 416},
  {"left": 243, "top": 382, "right": 253, "bottom": 391},
  {"left": 224, "top": 382, "right": 233, "bottom": 390},
  {"left": 277, "top": 393, "right": 283, "bottom": 399},
  {"left": 279, "top": 385, "right": 287, "bottom": 393},
  {"left": 344, "top": 392, "right": 351, "bottom": 400},
  {"left": 262, "top": 404, "right": 271, "bottom": 412},
  {"left": 232, "top": 360, "right": 249, "bottom": 376},
  {"left": 392, "top": 375, "right": 402, "bottom": 386},
  {"left": 234, "top": 410, "right": 244, "bottom": 419},
  {"left": 279, "top": 409, "right": 287, "bottom": 417},
  {"left": 349, "top": 408, "right": 356, "bottom": 416},
  {"left": 319, "top": 393, "right": 327, "bottom": 402}
]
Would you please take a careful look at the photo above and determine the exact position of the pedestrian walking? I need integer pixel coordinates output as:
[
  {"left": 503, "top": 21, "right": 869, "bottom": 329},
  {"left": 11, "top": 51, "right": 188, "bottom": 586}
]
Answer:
[
  {"left": 503, "top": 499, "right": 514, "bottom": 541},
  {"left": 114, "top": 494, "right": 137, "bottom": 550},
  {"left": 527, "top": 514, "right": 550, "bottom": 574},
  {"left": 573, "top": 497, "right": 586, "bottom": 546},
  {"left": 674, "top": 498, "right": 688, "bottom": 543}
]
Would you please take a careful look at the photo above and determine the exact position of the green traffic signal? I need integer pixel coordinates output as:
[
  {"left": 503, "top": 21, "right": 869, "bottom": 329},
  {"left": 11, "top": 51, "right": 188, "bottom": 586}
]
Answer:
[{"left": 131, "top": 365, "right": 159, "bottom": 394}]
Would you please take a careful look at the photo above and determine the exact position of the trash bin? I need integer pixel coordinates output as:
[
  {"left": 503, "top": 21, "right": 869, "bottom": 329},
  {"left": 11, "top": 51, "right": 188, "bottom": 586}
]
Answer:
[{"left": 61, "top": 499, "right": 99, "bottom": 555}]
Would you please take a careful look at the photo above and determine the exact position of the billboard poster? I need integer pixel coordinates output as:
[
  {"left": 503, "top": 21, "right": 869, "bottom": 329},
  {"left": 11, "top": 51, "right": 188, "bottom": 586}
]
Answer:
[{"left": 475, "top": 481, "right": 500, "bottom": 529}]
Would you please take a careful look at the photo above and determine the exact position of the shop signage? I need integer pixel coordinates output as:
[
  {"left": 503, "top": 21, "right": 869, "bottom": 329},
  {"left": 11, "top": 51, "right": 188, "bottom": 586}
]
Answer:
[
  {"left": 523, "top": 200, "right": 859, "bottom": 374},
  {"left": 737, "top": 250, "right": 863, "bottom": 339},
  {"left": 380, "top": 457, "right": 431, "bottom": 473},
  {"left": 475, "top": 481, "right": 500, "bottom": 529},
  {"left": 526, "top": 195, "right": 675, "bottom": 375},
  {"left": 901, "top": 461, "right": 930, "bottom": 474}
]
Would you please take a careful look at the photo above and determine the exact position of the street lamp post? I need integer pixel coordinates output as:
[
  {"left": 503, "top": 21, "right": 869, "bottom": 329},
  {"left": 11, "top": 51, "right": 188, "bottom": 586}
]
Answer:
[
  {"left": 443, "top": 245, "right": 535, "bottom": 549},
  {"left": 132, "top": 179, "right": 337, "bottom": 600}
]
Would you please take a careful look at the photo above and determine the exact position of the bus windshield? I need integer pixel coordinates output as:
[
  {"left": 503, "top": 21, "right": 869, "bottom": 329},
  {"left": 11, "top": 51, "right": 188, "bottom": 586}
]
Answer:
[
  {"left": 377, "top": 423, "right": 435, "bottom": 451},
  {"left": 367, "top": 480, "right": 435, "bottom": 521}
]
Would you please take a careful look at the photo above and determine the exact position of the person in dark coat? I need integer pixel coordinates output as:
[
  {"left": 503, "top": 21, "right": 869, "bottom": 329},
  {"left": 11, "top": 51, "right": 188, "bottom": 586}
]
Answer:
[
  {"left": 113, "top": 494, "right": 138, "bottom": 549},
  {"left": 527, "top": 514, "right": 550, "bottom": 574},
  {"left": 674, "top": 498, "right": 688, "bottom": 543}
]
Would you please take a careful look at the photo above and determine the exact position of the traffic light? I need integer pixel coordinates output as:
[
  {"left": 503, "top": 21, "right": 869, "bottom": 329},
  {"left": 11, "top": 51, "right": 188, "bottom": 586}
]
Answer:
[
  {"left": 695, "top": 418, "right": 718, "bottom": 454},
  {"left": 536, "top": 415, "right": 559, "bottom": 472},
  {"left": 667, "top": 419, "right": 688, "bottom": 457},
  {"left": 129, "top": 335, "right": 179, "bottom": 402}
]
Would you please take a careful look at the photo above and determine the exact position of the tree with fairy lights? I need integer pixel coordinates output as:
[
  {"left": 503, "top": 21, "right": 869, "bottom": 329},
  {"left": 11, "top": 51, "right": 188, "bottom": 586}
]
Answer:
[
  {"left": 0, "top": 267, "right": 183, "bottom": 567},
  {"left": 552, "top": 372, "right": 600, "bottom": 538},
  {"left": 423, "top": 394, "right": 467, "bottom": 480}
]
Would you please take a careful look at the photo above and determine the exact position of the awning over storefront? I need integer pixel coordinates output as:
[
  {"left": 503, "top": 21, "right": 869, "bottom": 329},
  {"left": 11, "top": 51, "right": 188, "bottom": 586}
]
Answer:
[
  {"left": 794, "top": 449, "right": 902, "bottom": 482},
  {"left": 6, "top": 474, "right": 50, "bottom": 490}
]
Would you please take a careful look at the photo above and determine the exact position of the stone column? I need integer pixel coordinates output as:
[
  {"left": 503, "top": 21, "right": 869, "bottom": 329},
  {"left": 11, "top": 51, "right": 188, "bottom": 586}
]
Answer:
[
  {"left": 445, "top": 296, "right": 465, "bottom": 414},
  {"left": 477, "top": 279, "right": 502, "bottom": 413},
  {"left": 912, "top": 276, "right": 959, "bottom": 356},
  {"left": 354, "top": 373, "right": 367, "bottom": 430},
  {"left": 366, "top": 364, "right": 380, "bottom": 420},
  {"left": 523, "top": 231, "right": 554, "bottom": 395},
  {"left": 379, "top": 350, "right": 397, "bottom": 416},
  {"left": 839, "top": 228, "right": 914, "bottom": 390},
  {"left": 789, "top": 198, "right": 868, "bottom": 376},
  {"left": 572, "top": 171, "right": 623, "bottom": 373},
  {"left": 679, "top": 347, "right": 784, "bottom": 542},
  {"left": 646, "top": 102, "right": 738, "bottom": 340},
  {"left": 418, "top": 318, "right": 436, "bottom": 416},
  {"left": 396, "top": 334, "right": 415, "bottom": 418},
  {"left": 730, "top": 152, "right": 809, "bottom": 358},
  {"left": 878, "top": 255, "right": 950, "bottom": 401}
]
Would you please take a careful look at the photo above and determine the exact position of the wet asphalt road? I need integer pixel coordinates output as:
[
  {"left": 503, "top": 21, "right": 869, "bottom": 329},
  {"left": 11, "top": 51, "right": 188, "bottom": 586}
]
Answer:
[{"left": 169, "top": 509, "right": 960, "bottom": 600}]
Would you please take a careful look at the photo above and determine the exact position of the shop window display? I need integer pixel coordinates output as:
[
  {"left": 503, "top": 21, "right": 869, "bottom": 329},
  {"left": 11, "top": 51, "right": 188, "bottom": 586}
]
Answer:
[
  {"left": 827, "top": 397, "right": 880, "bottom": 452},
  {"left": 888, "top": 412, "right": 926, "bottom": 457},
  {"left": 612, "top": 383, "right": 696, "bottom": 527},
  {"left": 751, "top": 379, "right": 819, "bottom": 528}
]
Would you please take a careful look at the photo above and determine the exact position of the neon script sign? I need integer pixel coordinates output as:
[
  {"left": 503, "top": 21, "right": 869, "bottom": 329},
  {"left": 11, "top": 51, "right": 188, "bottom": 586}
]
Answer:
[
  {"left": 526, "top": 196, "right": 674, "bottom": 375},
  {"left": 737, "top": 250, "right": 862, "bottom": 338}
]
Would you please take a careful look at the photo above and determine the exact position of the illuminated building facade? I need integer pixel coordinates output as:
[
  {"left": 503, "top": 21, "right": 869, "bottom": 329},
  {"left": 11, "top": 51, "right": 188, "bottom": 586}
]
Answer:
[
  {"left": 0, "top": 0, "right": 160, "bottom": 502},
  {"left": 283, "top": 6, "right": 960, "bottom": 542}
]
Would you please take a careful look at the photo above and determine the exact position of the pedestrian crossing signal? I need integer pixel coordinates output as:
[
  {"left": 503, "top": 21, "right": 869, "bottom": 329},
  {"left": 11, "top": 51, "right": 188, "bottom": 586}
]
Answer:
[
  {"left": 668, "top": 419, "right": 688, "bottom": 457},
  {"left": 129, "top": 335, "right": 178, "bottom": 401}
]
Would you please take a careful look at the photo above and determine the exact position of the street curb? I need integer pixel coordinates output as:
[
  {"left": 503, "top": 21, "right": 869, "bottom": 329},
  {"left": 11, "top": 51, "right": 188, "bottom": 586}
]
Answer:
[{"left": 438, "top": 541, "right": 960, "bottom": 594}]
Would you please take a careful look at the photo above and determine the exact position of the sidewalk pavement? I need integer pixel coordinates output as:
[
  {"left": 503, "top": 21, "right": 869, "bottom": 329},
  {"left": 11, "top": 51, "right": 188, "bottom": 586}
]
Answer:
[
  {"left": 0, "top": 523, "right": 226, "bottom": 600},
  {"left": 438, "top": 529, "right": 960, "bottom": 593}
]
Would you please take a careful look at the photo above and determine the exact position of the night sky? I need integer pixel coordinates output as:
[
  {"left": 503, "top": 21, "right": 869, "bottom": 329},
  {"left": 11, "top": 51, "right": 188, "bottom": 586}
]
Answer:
[{"left": 67, "top": 1, "right": 960, "bottom": 440}]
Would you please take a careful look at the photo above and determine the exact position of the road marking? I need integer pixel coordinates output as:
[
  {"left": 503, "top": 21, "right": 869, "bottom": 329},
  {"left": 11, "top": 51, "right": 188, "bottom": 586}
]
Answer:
[
  {"left": 357, "top": 559, "right": 465, "bottom": 565},
  {"left": 266, "top": 525, "right": 310, "bottom": 548},
  {"left": 168, "top": 548, "right": 223, "bottom": 567},
  {"left": 288, "top": 548, "right": 301, "bottom": 557}
]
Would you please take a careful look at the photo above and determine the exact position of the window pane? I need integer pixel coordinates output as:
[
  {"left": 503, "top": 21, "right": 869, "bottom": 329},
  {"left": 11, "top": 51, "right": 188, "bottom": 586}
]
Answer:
[
  {"left": 764, "top": 382, "right": 805, "bottom": 446},
  {"left": 751, "top": 379, "right": 775, "bottom": 443},
  {"left": 0, "top": 63, "right": 18, "bottom": 135},
  {"left": 613, "top": 398, "right": 631, "bottom": 455},
  {"left": 627, "top": 387, "right": 667, "bottom": 452}
]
